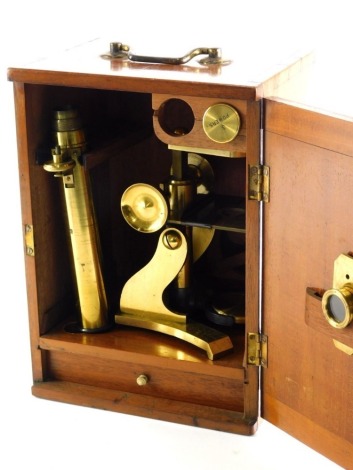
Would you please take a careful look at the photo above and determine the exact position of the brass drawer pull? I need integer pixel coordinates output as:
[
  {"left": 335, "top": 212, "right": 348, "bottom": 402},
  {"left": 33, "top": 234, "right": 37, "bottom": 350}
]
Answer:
[{"left": 136, "top": 374, "right": 149, "bottom": 386}]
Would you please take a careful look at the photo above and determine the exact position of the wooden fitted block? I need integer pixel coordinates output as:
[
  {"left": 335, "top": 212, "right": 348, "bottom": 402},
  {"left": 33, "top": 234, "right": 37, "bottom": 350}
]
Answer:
[{"left": 152, "top": 94, "right": 247, "bottom": 154}]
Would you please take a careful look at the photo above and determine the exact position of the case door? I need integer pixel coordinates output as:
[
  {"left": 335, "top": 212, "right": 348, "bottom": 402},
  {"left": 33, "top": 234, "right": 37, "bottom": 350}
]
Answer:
[{"left": 262, "top": 98, "right": 353, "bottom": 468}]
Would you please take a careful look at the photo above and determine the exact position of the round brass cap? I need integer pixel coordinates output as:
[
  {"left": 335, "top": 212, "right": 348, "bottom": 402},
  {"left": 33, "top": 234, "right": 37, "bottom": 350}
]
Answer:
[
  {"left": 322, "top": 286, "right": 353, "bottom": 329},
  {"left": 202, "top": 103, "right": 240, "bottom": 143},
  {"left": 121, "top": 183, "right": 168, "bottom": 233}
]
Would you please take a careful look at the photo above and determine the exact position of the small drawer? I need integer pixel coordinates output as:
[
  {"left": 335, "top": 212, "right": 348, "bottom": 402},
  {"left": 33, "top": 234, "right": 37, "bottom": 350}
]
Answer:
[{"left": 47, "top": 350, "right": 244, "bottom": 412}]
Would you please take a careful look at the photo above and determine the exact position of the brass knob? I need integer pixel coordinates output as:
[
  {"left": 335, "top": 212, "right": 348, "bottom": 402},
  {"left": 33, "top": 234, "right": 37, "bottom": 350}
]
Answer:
[
  {"left": 136, "top": 374, "right": 149, "bottom": 386},
  {"left": 162, "top": 229, "right": 182, "bottom": 250}
]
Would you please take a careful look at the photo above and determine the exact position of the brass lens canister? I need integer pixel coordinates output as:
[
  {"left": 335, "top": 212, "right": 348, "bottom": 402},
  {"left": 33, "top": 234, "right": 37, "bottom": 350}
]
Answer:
[
  {"left": 321, "top": 253, "right": 353, "bottom": 330},
  {"left": 322, "top": 286, "right": 353, "bottom": 329},
  {"left": 202, "top": 103, "right": 240, "bottom": 143}
]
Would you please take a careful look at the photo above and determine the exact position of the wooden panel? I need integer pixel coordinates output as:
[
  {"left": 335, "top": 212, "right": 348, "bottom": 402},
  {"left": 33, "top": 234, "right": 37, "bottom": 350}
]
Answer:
[
  {"left": 7, "top": 40, "right": 312, "bottom": 101},
  {"left": 39, "top": 324, "right": 246, "bottom": 374},
  {"left": 264, "top": 395, "right": 353, "bottom": 463},
  {"left": 265, "top": 98, "right": 353, "bottom": 156},
  {"left": 263, "top": 99, "right": 353, "bottom": 468},
  {"left": 46, "top": 350, "right": 244, "bottom": 411},
  {"left": 32, "top": 381, "right": 257, "bottom": 435},
  {"left": 13, "top": 82, "right": 46, "bottom": 382},
  {"left": 243, "top": 100, "right": 261, "bottom": 419}
]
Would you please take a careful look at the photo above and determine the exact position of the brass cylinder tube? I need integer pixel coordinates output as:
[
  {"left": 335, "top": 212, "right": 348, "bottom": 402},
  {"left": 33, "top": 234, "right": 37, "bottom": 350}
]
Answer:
[
  {"left": 45, "top": 108, "right": 109, "bottom": 331},
  {"left": 168, "top": 179, "right": 195, "bottom": 219},
  {"left": 62, "top": 152, "right": 109, "bottom": 330}
]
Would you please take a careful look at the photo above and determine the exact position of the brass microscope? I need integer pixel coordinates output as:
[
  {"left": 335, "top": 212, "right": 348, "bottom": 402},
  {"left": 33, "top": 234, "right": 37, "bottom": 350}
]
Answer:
[
  {"left": 117, "top": 147, "right": 235, "bottom": 359},
  {"left": 43, "top": 98, "right": 245, "bottom": 360},
  {"left": 114, "top": 98, "right": 246, "bottom": 359}
]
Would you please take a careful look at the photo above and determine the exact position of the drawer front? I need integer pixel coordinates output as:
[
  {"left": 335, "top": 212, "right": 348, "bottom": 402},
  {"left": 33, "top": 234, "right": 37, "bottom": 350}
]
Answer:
[{"left": 47, "top": 351, "right": 244, "bottom": 411}]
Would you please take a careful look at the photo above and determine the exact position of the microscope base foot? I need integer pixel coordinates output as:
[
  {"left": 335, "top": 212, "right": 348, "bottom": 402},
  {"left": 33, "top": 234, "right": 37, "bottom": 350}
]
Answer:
[{"left": 115, "top": 311, "right": 233, "bottom": 360}]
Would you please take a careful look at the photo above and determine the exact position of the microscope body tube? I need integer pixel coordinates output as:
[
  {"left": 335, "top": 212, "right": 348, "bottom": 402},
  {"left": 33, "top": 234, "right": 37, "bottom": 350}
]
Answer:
[
  {"left": 61, "top": 153, "right": 109, "bottom": 330},
  {"left": 45, "top": 108, "right": 109, "bottom": 331}
]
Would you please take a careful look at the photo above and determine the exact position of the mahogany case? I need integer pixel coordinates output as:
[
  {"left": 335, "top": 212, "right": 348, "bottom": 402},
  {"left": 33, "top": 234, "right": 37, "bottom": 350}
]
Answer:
[{"left": 7, "top": 40, "right": 353, "bottom": 468}]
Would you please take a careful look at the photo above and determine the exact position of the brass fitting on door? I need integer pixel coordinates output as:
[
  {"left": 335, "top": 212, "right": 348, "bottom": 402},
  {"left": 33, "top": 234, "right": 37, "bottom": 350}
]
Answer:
[{"left": 322, "top": 253, "right": 353, "bottom": 329}]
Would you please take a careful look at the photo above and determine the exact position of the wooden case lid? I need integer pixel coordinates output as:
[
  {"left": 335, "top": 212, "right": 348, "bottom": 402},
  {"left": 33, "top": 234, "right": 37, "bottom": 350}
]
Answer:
[{"left": 7, "top": 38, "right": 312, "bottom": 101}]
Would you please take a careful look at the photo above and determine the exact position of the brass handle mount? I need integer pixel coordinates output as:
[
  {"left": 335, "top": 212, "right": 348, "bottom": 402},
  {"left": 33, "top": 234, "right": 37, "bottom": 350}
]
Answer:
[{"left": 104, "top": 42, "right": 230, "bottom": 66}]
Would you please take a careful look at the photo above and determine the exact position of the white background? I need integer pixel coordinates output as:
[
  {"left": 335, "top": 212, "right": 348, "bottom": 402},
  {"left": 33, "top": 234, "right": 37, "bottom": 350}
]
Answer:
[{"left": 0, "top": 1, "right": 350, "bottom": 468}]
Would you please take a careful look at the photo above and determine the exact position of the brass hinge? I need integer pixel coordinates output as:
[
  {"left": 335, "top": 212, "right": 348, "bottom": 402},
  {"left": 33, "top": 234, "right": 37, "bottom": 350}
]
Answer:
[
  {"left": 248, "top": 165, "right": 270, "bottom": 202},
  {"left": 247, "top": 332, "right": 268, "bottom": 367},
  {"left": 25, "top": 224, "right": 35, "bottom": 256}
]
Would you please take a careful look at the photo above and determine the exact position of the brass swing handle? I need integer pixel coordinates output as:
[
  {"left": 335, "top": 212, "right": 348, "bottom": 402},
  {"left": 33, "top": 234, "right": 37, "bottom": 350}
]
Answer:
[{"left": 106, "top": 42, "right": 228, "bottom": 65}]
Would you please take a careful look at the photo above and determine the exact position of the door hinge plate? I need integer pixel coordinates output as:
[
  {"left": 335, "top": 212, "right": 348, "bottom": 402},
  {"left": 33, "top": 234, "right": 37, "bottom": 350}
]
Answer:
[
  {"left": 248, "top": 165, "right": 270, "bottom": 202},
  {"left": 247, "top": 332, "right": 268, "bottom": 367},
  {"left": 25, "top": 224, "right": 35, "bottom": 256}
]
